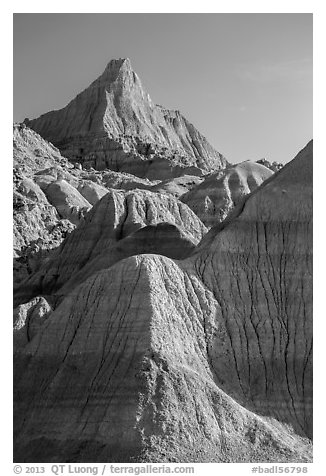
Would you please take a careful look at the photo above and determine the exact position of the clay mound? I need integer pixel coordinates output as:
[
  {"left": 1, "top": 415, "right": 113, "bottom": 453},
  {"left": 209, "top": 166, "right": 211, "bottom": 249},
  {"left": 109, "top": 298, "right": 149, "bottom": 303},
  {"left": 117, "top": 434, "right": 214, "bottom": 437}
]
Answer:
[
  {"left": 151, "top": 175, "right": 204, "bottom": 198},
  {"left": 182, "top": 161, "right": 273, "bottom": 227},
  {"left": 14, "top": 189, "right": 207, "bottom": 305},
  {"left": 14, "top": 141, "right": 312, "bottom": 462},
  {"left": 37, "top": 179, "right": 91, "bottom": 226},
  {"left": 34, "top": 165, "right": 79, "bottom": 187},
  {"left": 14, "top": 255, "right": 311, "bottom": 463},
  {"left": 14, "top": 177, "right": 59, "bottom": 252},
  {"left": 13, "top": 174, "right": 75, "bottom": 284},
  {"left": 77, "top": 180, "right": 108, "bottom": 205},
  {"left": 34, "top": 169, "right": 109, "bottom": 210},
  {"left": 13, "top": 177, "right": 73, "bottom": 258},
  {"left": 25, "top": 58, "right": 227, "bottom": 178},
  {"left": 13, "top": 124, "right": 78, "bottom": 254},
  {"left": 13, "top": 123, "right": 89, "bottom": 282}
]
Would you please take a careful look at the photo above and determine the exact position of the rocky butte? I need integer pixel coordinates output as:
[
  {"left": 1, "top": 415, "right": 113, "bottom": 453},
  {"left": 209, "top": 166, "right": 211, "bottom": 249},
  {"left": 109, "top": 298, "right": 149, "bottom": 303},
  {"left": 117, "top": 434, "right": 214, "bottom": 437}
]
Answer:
[
  {"left": 24, "top": 58, "right": 227, "bottom": 180},
  {"left": 13, "top": 58, "right": 312, "bottom": 463}
]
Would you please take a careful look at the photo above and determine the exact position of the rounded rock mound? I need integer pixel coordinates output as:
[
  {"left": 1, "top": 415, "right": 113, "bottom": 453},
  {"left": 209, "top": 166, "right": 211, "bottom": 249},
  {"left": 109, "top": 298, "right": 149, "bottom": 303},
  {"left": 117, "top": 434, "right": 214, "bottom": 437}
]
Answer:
[{"left": 181, "top": 161, "right": 273, "bottom": 227}]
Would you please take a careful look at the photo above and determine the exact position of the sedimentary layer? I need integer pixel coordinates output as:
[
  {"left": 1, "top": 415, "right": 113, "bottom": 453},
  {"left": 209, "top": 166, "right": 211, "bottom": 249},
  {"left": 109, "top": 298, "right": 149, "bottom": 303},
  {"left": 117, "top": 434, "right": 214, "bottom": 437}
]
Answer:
[
  {"left": 181, "top": 161, "right": 273, "bottom": 227},
  {"left": 14, "top": 141, "right": 313, "bottom": 462},
  {"left": 25, "top": 58, "right": 227, "bottom": 178},
  {"left": 14, "top": 188, "right": 207, "bottom": 305}
]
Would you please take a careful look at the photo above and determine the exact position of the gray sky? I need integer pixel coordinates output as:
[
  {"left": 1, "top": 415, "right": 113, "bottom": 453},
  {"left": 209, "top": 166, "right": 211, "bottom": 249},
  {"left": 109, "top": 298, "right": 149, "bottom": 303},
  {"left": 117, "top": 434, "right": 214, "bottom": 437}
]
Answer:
[{"left": 13, "top": 13, "right": 312, "bottom": 164}]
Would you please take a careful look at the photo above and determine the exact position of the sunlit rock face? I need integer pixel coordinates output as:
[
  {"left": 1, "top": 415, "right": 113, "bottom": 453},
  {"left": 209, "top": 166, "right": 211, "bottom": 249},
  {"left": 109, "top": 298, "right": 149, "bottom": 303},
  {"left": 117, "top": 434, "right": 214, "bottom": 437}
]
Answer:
[
  {"left": 25, "top": 58, "right": 227, "bottom": 179},
  {"left": 13, "top": 124, "right": 76, "bottom": 285},
  {"left": 14, "top": 141, "right": 312, "bottom": 463},
  {"left": 14, "top": 188, "right": 207, "bottom": 306},
  {"left": 181, "top": 161, "right": 273, "bottom": 227}
]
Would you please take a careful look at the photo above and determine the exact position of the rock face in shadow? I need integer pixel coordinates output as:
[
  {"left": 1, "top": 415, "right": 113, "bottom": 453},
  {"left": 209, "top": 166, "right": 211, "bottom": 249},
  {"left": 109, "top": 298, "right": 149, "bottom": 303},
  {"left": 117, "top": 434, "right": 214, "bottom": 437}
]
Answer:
[
  {"left": 55, "top": 222, "right": 199, "bottom": 298},
  {"left": 181, "top": 161, "right": 273, "bottom": 227},
  {"left": 116, "top": 222, "right": 197, "bottom": 259},
  {"left": 25, "top": 58, "right": 227, "bottom": 179},
  {"left": 14, "top": 189, "right": 207, "bottom": 306},
  {"left": 14, "top": 141, "right": 313, "bottom": 463},
  {"left": 192, "top": 140, "right": 313, "bottom": 441}
]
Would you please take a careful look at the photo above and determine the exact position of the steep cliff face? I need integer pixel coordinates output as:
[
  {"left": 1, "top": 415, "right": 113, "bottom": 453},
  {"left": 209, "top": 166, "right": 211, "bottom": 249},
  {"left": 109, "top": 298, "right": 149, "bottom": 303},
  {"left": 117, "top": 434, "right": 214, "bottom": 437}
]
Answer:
[
  {"left": 14, "top": 141, "right": 312, "bottom": 462},
  {"left": 192, "top": 140, "right": 313, "bottom": 439},
  {"left": 24, "top": 58, "right": 227, "bottom": 178}
]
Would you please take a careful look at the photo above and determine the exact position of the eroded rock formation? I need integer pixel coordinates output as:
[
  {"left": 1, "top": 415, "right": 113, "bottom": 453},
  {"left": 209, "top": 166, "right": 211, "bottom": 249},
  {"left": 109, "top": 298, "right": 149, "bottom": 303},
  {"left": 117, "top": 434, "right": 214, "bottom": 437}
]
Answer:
[
  {"left": 24, "top": 58, "right": 227, "bottom": 178},
  {"left": 14, "top": 141, "right": 313, "bottom": 463},
  {"left": 13, "top": 125, "right": 76, "bottom": 284},
  {"left": 14, "top": 188, "right": 207, "bottom": 305},
  {"left": 151, "top": 175, "right": 204, "bottom": 198},
  {"left": 14, "top": 296, "right": 52, "bottom": 348},
  {"left": 257, "top": 158, "right": 284, "bottom": 172},
  {"left": 181, "top": 161, "right": 273, "bottom": 227}
]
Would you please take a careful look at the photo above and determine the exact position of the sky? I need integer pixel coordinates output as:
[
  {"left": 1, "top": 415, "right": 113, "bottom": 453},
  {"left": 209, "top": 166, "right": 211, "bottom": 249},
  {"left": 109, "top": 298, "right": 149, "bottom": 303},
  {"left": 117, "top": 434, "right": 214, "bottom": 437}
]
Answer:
[{"left": 13, "top": 13, "right": 312, "bottom": 164}]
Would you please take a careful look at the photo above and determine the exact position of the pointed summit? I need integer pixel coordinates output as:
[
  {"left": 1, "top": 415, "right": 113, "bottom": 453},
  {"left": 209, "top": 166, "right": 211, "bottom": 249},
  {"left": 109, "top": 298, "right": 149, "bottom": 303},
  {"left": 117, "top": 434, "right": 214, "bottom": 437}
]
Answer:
[
  {"left": 100, "top": 57, "right": 133, "bottom": 83},
  {"left": 25, "top": 58, "right": 227, "bottom": 179},
  {"left": 105, "top": 57, "right": 131, "bottom": 70}
]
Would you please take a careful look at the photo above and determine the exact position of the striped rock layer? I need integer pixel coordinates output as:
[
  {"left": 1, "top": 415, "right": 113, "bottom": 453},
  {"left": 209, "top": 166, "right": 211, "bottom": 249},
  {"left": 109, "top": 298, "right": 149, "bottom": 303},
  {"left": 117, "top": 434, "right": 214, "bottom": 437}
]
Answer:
[{"left": 14, "top": 141, "right": 312, "bottom": 462}]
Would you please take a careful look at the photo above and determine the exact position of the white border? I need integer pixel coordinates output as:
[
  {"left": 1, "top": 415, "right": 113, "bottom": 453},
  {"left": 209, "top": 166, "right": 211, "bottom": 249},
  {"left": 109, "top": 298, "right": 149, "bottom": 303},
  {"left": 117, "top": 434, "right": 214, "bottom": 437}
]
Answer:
[{"left": 3, "top": 3, "right": 323, "bottom": 474}]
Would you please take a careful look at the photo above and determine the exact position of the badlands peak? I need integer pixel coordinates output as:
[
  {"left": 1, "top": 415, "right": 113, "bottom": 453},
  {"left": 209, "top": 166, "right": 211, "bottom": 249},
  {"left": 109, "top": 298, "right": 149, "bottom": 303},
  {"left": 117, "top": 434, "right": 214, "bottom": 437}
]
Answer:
[
  {"left": 24, "top": 58, "right": 227, "bottom": 178},
  {"left": 95, "top": 57, "right": 141, "bottom": 91}
]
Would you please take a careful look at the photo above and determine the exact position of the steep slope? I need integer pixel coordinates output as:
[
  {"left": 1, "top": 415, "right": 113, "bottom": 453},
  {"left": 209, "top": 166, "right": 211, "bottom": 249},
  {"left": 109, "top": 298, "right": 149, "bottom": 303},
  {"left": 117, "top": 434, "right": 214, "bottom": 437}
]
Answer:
[
  {"left": 14, "top": 255, "right": 311, "bottom": 463},
  {"left": 55, "top": 222, "right": 199, "bottom": 298},
  {"left": 13, "top": 122, "right": 70, "bottom": 175},
  {"left": 181, "top": 161, "right": 273, "bottom": 227},
  {"left": 14, "top": 141, "right": 312, "bottom": 462},
  {"left": 192, "top": 140, "right": 313, "bottom": 439},
  {"left": 36, "top": 179, "right": 91, "bottom": 226},
  {"left": 24, "top": 58, "right": 227, "bottom": 178},
  {"left": 14, "top": 189, "right": 207, "bottom": 305},
  {"left": 13, "top": 124, "right": 77, "bottom": 284}
]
